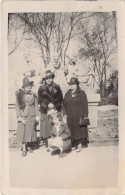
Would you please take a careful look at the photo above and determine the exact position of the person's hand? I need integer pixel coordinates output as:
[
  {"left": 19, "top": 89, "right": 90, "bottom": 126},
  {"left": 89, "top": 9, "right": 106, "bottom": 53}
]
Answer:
[
  {"left": 63, "top": 115, "right": 67, "bottom": 123},
  {"left": 22, "top": 119, "right": 27, "bottom": 125},
  {"left": 35, "top": 116, "right": 40, "bottom": 122},
  {"left": 48, "top": 109, "right": 52, "bottom": 115},
  {"left": 48, "top": 109, "right": 56, "bottom": 116},
  {"left": 17, "top": 117, "right": 22, "bottom": 122},
  {"left": 48, "top": 103, "right": 54, "bottom": 109}
]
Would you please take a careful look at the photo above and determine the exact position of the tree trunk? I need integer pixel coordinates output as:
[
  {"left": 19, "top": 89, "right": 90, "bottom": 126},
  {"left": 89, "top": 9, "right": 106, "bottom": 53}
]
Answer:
[
  {"left": 100, "top": 81, "right": 105, "bottom": 98},
  {"left": 46, "top": 46, "right": 51, "bottom": 67},
  {"left": 103, "top": 64, "right": 106, "bottom": 97}
]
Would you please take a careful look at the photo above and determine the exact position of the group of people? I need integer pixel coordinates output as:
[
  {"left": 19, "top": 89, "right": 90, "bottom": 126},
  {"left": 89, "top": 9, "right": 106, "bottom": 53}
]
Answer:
[{"left": 16, "top": 68, "right": 90, "bottom": 158}]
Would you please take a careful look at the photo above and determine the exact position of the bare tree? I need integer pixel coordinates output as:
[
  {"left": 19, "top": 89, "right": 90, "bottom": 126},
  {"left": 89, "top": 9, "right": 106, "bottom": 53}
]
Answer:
[
  {"left": 78, "top": 12, "right": 117, "bottom": 98},
  {"left": 8, "top": 14, "right": 26, "bottom": 56},
  {"left": 112, "top": 11, "right": 117, "bottom": 44},
  {"left": 8, "top": 12, "right": 94, "bottom": 68},
  {"left": 17, "top": 13, "right": 55, "bottom": 67},
  {"left": 52, "top": 12, "right": 94, "bottom": 65}
]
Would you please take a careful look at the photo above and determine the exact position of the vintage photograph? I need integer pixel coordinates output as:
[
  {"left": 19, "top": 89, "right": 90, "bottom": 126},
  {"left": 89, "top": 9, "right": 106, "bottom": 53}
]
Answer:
[{"left": 8, "top": 11, "right": 118, "bottom": 188}]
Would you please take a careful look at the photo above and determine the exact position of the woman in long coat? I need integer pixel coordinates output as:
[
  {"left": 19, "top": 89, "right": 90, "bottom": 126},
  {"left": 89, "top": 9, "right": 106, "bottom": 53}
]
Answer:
[
  {"left": 38, "top": 70, "right": 63, "bottom": 147},
  {"left": 16, "top": 77, "right": 39, "bottom": 156},
  {"left": 63, "top": 77, "right": 89, "bottom": 152}
]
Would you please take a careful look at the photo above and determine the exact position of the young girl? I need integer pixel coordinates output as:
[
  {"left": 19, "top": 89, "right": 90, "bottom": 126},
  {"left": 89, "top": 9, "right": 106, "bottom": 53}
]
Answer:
[
  {"left": 47, "top": 112, "right": 72, "bottom": 157},
  {"left": 15, "top": 77, "right": 39, "bottom": 157}
]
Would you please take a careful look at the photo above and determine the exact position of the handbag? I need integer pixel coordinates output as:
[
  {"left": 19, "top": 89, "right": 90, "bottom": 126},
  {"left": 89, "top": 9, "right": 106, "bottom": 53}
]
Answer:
[{"left": 79, "top": 117, "right": 90, "bottom": 126}]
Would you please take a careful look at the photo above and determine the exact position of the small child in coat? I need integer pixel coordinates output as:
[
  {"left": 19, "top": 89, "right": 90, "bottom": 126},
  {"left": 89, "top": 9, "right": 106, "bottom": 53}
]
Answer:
[{"left": 47, "top": 112, "right": 72, "bottom": 157}]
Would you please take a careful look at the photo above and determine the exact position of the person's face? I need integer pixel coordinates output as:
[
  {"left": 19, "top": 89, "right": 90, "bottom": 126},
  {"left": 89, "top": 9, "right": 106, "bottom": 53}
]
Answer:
[
  {"left": 53, "top": 58, "right": 60, "bottom": 68},
  {"left": 45, "top": 77, "right": 53, "bottom": 85},
  {"left": 24, "top": 85, "right": 30, "bottom": 91},
  {"left": 53, "top": 117, "right": 59, "bottom": 125},
  {"left": 70, "top": 84, "right": 77, "bottom": 91}
]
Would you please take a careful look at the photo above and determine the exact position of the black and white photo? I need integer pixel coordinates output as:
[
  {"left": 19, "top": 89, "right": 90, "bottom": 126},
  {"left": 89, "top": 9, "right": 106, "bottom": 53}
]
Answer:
[
  {"left": 2, "top": 1, "right": 125, "bottom": 195},
  {"left": 7, "top": 11, "right": 119, "bottom": 188}
]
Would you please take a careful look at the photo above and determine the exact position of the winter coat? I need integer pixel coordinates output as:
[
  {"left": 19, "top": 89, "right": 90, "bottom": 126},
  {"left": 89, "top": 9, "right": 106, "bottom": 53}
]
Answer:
[
  {"left": 38, "top": 82, "right": 63, "bottom": 113},
  {"left": 15, "top": 89, "right": 39, "bottom": 142},
  {"left": 51, "top": 122, "right": 72, "bottom": 152},
  {"left": 63, "top": 87, "right": 89, "bottom": 141}
]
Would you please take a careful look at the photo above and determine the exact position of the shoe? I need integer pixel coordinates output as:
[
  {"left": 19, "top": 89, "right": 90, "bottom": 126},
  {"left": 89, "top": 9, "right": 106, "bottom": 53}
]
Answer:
[
  {"left": 22, "top": 150, "right": 27, "bottom": 157},
  {"left": 76, "top": 147, "right": 82, "bottom": 152},
  {"left": 27, "top": 146, "right": 33, "bottom": 153},
  {"left": 76, "top": 145, "right": 82, "bottom": 153},
  {"left": 59, "top": 153, "right": 67, "bottom": 158},
  {"left": 39, "top": 140, "right": 44, "bottom": 146},
  {"left": 72, "top": 146, "right": 77, "bottom": 151},
  {"left": 51, "top": 149, "right": 60, "bottom": 156}
]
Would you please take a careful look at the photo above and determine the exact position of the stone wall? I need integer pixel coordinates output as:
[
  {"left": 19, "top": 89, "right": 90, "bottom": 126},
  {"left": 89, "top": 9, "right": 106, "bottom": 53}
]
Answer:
[{"left": 8, "top": 93, "right": 100, "bottom": 130}]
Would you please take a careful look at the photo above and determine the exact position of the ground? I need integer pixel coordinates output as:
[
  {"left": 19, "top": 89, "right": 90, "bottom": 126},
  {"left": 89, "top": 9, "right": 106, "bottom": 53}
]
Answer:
[
  {"left": 9, "top": 105, "right": 119, "bottom": 188},
  {"left": 10, "top": 145, "right": 118, "bottom": 188}
]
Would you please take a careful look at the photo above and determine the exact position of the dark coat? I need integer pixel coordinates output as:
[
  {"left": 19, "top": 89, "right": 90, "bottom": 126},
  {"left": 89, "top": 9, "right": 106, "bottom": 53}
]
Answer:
[
  {"left": 15, "top": 89, "right": 39, "bottom": 143},
  {"left": 39, "top": 113, "right": 52, "bottom": 139},
  {"left": 51, "top": 122, "right": 71, "bottom": 152},
  {"left": 63, "top": 87, "right": 89, "bottom": 141},
  {"left": 38, "top": 82, "right": 63, "bottom": 113}
]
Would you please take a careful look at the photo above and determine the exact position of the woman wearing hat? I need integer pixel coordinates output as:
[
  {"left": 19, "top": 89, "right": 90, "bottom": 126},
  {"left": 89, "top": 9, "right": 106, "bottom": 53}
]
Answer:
[
  {"left": 63, "top": 77, "right": 89, "bottom": 152},
  {"left": 15, "top": 77, "right": 39, "bottom": 156},
  {"left": 38, "top": 70, "right": 63, "bottom": 147}
]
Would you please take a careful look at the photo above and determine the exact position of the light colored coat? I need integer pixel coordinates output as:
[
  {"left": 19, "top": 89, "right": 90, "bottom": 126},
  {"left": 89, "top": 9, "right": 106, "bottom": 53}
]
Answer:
[{"left": 15, "top": 89, "right": 39, "bottom": 142}]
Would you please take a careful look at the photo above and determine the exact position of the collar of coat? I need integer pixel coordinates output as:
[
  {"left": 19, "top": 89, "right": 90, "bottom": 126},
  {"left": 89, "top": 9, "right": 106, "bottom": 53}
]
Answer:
[
  {"left": 17, "top": 88, "right": 36, "bottom": 96},
  {"left": 16, "top": 88, "right": 36, "bottom": 107},
  {"left": 46, "top": 82, "right": 57, "bottom": 87},
  {"left": 41, "top": 82, "right": 59, "bottom": 92},
  {"left": 69, "top": 86, "right": 81, "bottom": 95}
]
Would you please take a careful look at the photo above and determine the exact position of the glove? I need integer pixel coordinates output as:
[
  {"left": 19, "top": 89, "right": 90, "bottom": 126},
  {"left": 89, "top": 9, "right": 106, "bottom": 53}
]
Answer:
[
  {"left": 35, "top": 116, "right": 40, "bottom": 122},
  {"left": 63, "top": 115, "right": 67, "bottom": 123},
  {"left": 48, "top": 103, "right": 54, "bottom": 109},
  {"left": 22, "top": 119, "right": 27, "bottom": 125}
]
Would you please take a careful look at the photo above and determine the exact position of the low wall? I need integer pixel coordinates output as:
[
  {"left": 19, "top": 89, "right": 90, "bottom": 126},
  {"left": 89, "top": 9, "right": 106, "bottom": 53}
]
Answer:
[{"left": 8, "top": 94, "right": 100, "bottom": 130}]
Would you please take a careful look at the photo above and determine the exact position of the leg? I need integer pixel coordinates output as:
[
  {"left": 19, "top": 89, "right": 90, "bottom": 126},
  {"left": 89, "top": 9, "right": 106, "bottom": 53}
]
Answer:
[
  {"left": 27, "top": 142, "right": 33, "bottom": 153},
  {"left": 44, "top": 138, "right": 48, "bottom": 148},
  {"left": 73, "top": 139, "right": 82, "bottom": 153},
  {"left": 51, "top": 147, "right": 61, "bottom": 156},
  {"left": 22, "top": 142, "right": 27, "bottom": 157},
  {"left": 81, "top": 138, "right": 88, "bottom": 148}
]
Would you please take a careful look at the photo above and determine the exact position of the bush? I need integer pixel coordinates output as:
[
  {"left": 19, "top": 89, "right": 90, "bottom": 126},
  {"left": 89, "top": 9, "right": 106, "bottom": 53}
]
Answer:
[{"left": 100, "top": 70, "right": 118, "bottom": 105}]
